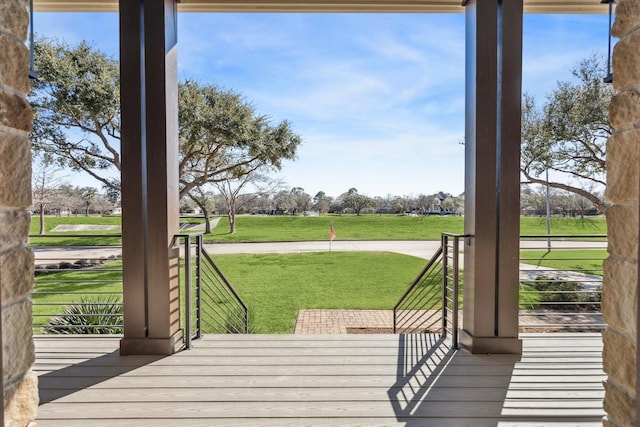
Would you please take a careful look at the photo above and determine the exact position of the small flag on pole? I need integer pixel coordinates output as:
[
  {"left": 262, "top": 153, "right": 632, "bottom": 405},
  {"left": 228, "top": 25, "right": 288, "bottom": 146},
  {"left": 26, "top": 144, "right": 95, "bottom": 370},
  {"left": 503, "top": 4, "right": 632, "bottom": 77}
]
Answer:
[{"left": 329, "top": 221, "right": 336, "bottom": 242}]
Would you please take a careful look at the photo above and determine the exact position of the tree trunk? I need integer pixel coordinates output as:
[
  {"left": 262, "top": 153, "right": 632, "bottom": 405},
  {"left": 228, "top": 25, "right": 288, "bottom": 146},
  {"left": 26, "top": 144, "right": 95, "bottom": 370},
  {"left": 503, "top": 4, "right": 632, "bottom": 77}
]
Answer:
[
  {"left": 203, "top": 208, "right": 211, "bottom": 234},
  {"left": 228, "top": 211, "right": 236, "bottom": 234},
  {"left": 39, "top": 204, "right": 45, "bottom": 235}
]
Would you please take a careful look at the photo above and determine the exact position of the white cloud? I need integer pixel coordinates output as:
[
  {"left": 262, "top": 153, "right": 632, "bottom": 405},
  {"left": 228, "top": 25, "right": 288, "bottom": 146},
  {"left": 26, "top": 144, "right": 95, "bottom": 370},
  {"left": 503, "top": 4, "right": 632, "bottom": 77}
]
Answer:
[{"left": 34, "top": 12, "right": 605, "bottom": 199}]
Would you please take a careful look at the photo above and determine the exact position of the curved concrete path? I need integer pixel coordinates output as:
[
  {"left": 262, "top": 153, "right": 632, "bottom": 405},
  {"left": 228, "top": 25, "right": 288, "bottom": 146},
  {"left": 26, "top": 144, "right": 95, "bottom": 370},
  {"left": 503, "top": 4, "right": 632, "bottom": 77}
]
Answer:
[
  {"left": 33, "top": 239, "right": 607, "bottom": 264},
  {"left": 203, "top": 239, "right": 607, "bottom": 260},
  {"left": 203, "top": 240, "right": 441, "bottom": 259}
]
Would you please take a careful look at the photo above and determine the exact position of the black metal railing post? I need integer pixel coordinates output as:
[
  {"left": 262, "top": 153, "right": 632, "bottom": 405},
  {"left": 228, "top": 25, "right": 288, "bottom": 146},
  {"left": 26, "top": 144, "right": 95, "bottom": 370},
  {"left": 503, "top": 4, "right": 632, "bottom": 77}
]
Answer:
[
  {"left": 441, "top": 233, "right": 449, "bottom": 338},
  {"left": 183, "top": 235, "right": 192, "bottom": 349},
  {"left": 195, "top": 234, "right": 203, "bottom": 339},
  {"left": 393, "top": 233, "right": 468, "bottom": 345},
  {"left": 451, "top": 234, "right": 460, "bottom": 349}
]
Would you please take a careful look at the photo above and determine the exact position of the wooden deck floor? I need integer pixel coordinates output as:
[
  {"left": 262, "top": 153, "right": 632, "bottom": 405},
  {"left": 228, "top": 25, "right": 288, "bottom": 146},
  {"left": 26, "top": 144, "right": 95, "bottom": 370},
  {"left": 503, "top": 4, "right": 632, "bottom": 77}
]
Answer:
[{"left": 34, "top": 333, "right": 604, "bottom": 426}]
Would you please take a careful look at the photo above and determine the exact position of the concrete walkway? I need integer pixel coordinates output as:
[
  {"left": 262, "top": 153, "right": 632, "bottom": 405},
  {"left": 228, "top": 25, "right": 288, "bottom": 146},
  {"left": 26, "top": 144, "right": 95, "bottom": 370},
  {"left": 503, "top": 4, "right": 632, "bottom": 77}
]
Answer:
[
  {"left": 203, "top": 240, "right": 441, "bottom": 259},
  {"left": 33, "top": 239, "right": 607, "bottom": 265}
]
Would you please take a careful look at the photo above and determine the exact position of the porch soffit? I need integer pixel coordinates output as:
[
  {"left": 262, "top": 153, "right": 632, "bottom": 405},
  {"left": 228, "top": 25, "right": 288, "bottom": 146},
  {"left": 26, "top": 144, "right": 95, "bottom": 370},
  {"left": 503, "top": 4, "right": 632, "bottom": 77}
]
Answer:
[{"left": 34, "top": 0, "right": 608, "bottom": 14}]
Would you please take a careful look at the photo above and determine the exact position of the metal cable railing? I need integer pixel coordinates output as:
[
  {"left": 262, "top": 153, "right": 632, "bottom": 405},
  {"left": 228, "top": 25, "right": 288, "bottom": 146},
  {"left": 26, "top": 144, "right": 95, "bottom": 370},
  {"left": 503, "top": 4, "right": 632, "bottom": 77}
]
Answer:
[
  {"left": 174, "top": 234, "right": 249, "bottom": 345},
  {"left": 441, "top": 233, "right": 466, "bottom": 348},
  {"left": 32, "top": 231, "right": 248, "bottom": 342},
  {"left": 173, "top": 233, "right": 202, "bottom": 348},
  {"left": 519, "top": 234, "right": 606, "bottom": 332},
  {"left": 393, "top": 234, "right": 465, "bottom": 347},
  {"left": 31, "top": 235, "right": 123, "bottom": 334},
  {"left": 393, "top": 232, "right": 605, "bottom": 344},
  {"left": 199, "top": 247, "right": 249, "bottom": 334},
  {"left": 392, "top": 247, "right": 443, "bottom": 335},
  {"left": 393, "top": 233, "right": 464, "bottom": 347}
]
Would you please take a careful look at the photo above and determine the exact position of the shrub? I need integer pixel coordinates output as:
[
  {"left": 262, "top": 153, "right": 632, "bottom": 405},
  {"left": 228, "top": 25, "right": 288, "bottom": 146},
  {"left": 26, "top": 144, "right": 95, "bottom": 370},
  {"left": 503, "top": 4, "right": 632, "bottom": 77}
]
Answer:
[
  {"left": 520, "top": 275, "right": 601, "bottom": 311},
  {"left": 45, "top": 296, "right": 123, "bottom": 334}
]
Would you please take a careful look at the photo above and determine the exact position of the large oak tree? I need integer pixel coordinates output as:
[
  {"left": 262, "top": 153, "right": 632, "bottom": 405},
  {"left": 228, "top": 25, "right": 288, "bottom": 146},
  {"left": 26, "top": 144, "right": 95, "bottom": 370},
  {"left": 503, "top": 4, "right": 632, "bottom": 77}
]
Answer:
[
  {"left": 521, "top": 54, "right": 613, "bottom": 212},
  {"left": 30, "top": 39, "right": 302, "bottom": 208}
]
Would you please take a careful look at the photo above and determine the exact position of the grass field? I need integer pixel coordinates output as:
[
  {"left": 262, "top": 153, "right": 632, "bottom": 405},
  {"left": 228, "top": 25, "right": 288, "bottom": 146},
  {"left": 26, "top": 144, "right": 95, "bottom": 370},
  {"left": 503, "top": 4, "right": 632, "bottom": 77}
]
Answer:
[
  {"left": 30, "top": 216, "right": 122, "bottom": 246},
  {"left": 29, "top": 213, "right": 607, "bottom": 333},
  {"left": 212, "top": 251, "right": 426, "bottom": 333},
  {"left": 32, "top": 261, "right": 123, "bottom": 332},
  {"left": 31, "top": 252, "right": 426, "bottom": 334},
  {"left": 32, "top": 246, "right": 606, "bottom": 334},
  {"left": 29, "top": 214, "right": 607, "bottom": 245},
  {"left": 520, "top": 249, "right": 607, "bottom": 276}
]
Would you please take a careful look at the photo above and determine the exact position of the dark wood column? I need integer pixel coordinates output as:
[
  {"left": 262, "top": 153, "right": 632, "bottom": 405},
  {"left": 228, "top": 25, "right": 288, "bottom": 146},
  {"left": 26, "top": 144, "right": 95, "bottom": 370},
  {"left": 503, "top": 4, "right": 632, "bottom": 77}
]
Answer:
[
  {"left": 461, "top": 0, "right": 523, "bottom": 354},
  {"left": 119, "top": 0, "right": 182, "bottom": 355}
]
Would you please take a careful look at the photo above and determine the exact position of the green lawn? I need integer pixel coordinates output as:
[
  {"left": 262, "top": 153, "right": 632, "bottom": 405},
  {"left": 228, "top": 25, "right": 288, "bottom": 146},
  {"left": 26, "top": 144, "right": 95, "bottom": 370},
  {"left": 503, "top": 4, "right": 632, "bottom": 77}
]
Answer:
[
  {"left": 31, "top": 252, "right": 427, "bottom": 334},
  {"left": 30, "top": 215, "right": 122, "bottom": 246},
  {"left": 520, "top": 249, "right": 607, "bottom": 276},
  {"left": 205, "top": 215, "right": 462, "bottom": 242},
  {"left": 30, "top": 214, "right": 607, "bottom": 246},
  {"left": 32, "top": 247, "right": 606, "bottom": 334},
  {"left": 213, "top": 251, "right": 427, "bottom": 333},
  {"left": 32, "top": 261, "right": 123, "bottom": 332},
  {"left": 207, "top": 215, "right": 606, "bottom": 243},
  {"left": 519, "top": 216, "right": 606, "bottom": 236},
  {"left": 30, "top": 215, "right": 122, "bottom": 234},
  {"left": 29, "top": 213, "right": 607, "bottom": 332}
]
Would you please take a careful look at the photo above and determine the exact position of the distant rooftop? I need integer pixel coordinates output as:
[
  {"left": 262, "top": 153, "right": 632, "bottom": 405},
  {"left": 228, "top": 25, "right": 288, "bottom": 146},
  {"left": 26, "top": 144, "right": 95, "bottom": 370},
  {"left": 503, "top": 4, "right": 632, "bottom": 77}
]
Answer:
[{"left": 34, "top": 0, "right": 609, "bottom": 14}]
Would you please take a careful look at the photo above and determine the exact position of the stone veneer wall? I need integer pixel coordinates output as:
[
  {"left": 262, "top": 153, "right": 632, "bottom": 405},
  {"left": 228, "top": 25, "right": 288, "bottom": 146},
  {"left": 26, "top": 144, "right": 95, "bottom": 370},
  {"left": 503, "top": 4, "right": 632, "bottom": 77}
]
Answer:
[
  {"left": 0, "top": 0, "right": 38, "bottom": 426},
  {"left": 604, "top": 1, "right": 640, "bottom": 426}
]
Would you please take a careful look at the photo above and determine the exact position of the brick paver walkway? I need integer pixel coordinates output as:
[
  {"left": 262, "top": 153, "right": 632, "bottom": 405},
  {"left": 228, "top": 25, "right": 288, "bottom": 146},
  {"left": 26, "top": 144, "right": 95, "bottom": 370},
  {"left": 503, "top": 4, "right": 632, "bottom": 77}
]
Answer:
[{"left": 294, "top": 309, "right": 394, "bottom": 334}]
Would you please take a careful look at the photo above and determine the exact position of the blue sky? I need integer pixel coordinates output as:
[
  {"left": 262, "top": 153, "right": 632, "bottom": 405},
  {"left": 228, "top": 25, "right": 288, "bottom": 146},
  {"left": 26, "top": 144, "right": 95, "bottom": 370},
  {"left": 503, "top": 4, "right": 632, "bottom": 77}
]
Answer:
[{"left": 34, "top": 11, "right": 610, "bottom": 199}]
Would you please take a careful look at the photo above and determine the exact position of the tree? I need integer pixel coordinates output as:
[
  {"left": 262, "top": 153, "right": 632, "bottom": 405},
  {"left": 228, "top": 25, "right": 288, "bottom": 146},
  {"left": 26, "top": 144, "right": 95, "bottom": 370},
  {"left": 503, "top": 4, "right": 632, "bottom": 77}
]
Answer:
[
  {"left": 521, "top": 54, "right": 613, "bottom": 213},
  {"left": 80, "top": 187, "right": 97, "bottom": 216},
  {"left": 273, "top": 190, "right": 296, "bottom": 214},
  {"left": 214, "top": 174, "right": 277, "bottom": 234},
  {"left": 30, "top": 38, "right": 121, "bottom": 192},
  {"left": 31, "top": 155, "right": 64, "bottom": 234},
  {"left": 312, "top": 191, "right": 332, "bottom": 214},
  {"left": 289, "top": 187, "right": 311, "bottom": 214},
  {"left": 339, "top": 189, "right": 373, "bottom": 216},
  {"left": 415, "top": 194, "right": 439, "bottom": 214},
  {"left": 102, "top": 181, "right": 121, "bottom": 207},
  {"left": 31, "top": 39, "right": 302, "bottom": 200},
  {"left": 55, "top": 185, "right": 86, "bottom": 216},
  {"left": 179, "top": 80, "right": 301, "bottom": 199},
  {"left": 89, "top": 194, "right": 113, "bottom": 215},
  {"left": 187, "top": 187, "right": 219, "bottom": 234}
]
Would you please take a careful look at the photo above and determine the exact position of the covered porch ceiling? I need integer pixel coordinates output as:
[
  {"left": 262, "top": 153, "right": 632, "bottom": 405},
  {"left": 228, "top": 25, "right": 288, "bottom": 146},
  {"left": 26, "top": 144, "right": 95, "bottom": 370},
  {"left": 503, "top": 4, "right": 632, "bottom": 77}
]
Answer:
[{"left": 34, "top": 0, "right": 608, "bottom": 14}]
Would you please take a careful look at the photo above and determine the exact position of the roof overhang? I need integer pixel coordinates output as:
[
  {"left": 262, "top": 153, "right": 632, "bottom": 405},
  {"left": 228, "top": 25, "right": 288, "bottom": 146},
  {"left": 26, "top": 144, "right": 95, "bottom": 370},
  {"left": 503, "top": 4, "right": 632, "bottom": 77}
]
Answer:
[{"left": 34, "top": 0, "right": 608, "bottom": 14}]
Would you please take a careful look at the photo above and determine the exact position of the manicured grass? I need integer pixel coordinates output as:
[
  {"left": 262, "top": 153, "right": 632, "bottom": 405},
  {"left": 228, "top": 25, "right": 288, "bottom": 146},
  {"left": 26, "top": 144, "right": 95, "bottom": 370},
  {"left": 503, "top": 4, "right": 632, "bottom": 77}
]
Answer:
[
  {"left": 30, "top": 215, "right": 122, "bottom": 234},
  {"left": 30, "top": 215, "right": 122, "bottom": 246},
  {"left": 206, "top": 215, "right": 607, "bottom": 243},
  {"left": 206, "top": 215, "right": 464, "bottom": 242},
  {"left": 29, "top": 214, "right": 607, "bottom": 245},
  {"left": 519, "top": 216, "right": 607, "bottom": 236},
  {"left": 31, "top": 248, "right": 606, "bottom": 334},
  {"left": 32, "top": 261, "right": 123, "bottom": 332},
  {"left": 519, "top": 249, "right": 607, "bottom": 276},
  {"left": 213, "top": 251, "right": 427, "bottom": 333},
  {"left": 31, "top": 252, "right": 427, "bottom": 334}
]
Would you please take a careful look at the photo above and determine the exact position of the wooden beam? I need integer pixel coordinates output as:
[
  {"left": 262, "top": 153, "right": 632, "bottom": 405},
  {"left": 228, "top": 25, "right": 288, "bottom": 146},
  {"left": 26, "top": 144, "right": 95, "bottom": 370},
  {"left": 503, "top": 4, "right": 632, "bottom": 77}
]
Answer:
[{"left": 34, "top": 0, "right": 609, "bottom": 13}]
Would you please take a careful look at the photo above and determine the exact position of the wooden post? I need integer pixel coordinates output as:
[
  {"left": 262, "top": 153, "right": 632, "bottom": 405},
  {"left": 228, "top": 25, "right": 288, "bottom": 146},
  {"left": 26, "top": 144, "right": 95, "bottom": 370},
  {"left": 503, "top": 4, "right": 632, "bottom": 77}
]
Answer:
[{"left": 119, "top": 0, "right": 182, "bottom": 355}]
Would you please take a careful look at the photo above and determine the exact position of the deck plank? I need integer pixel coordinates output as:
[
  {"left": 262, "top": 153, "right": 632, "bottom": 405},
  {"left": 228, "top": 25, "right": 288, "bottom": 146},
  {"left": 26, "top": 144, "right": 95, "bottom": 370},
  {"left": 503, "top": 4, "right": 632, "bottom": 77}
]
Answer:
[{"left": 35, "top": 333, "right": 605, "bottom": 425}]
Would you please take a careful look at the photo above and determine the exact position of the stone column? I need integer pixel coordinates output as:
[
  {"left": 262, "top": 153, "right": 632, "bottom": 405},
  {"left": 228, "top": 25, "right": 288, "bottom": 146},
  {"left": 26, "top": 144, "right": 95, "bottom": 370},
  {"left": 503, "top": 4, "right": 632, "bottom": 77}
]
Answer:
[
  {"left": 603, "top": 1, "right": 640, "bottom": 425},
  {"left": 461, "top": 0, "right": 523, "bottom": 354},
  {"left": 119, "top": 0, "right": 182, "bottom": 355},
  {"left": 0, "top": 0, "right": 38, "bottom": 425}
]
